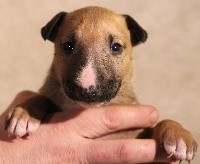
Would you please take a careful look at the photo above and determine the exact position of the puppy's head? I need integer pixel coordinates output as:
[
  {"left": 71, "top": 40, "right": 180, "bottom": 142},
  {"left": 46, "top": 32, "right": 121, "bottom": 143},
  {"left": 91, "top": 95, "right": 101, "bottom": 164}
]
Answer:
[{"left": 41, "top": 6, "right": 147, "bottom": 104}]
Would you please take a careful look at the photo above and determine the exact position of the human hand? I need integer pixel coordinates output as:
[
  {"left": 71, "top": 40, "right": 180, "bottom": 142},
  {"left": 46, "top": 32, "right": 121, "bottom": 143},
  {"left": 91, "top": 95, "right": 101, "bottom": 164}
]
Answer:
[{"left": 0, "top": 91, "right": 172, "bottom": 163}]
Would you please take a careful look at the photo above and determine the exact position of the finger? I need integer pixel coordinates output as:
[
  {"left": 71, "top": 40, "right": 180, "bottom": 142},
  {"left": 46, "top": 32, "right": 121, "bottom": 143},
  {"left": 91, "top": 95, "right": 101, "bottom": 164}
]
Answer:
[
  {"left": 86, "top": 139, "right": 157, "bottom": 163},
  {"left": 72, "top": 105, "right": 159, "bottom": 138},
  {"left": 86, "top": 139, "right": 175, "bottom": 163}
]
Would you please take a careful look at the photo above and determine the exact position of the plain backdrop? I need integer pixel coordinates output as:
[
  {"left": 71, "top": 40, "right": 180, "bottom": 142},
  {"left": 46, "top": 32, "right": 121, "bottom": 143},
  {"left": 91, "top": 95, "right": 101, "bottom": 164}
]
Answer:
[{"left": 0, "top": 1, "right": 199, "bottom": 163}]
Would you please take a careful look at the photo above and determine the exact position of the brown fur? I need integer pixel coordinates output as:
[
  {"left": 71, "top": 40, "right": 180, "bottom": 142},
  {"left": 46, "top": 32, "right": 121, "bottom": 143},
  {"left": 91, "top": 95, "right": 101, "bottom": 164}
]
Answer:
[
  {"left": 5, "top": 6, "right": 197, "bottom": 162},
  {"left": 39, "top": 7, "right": 139, "bottom": 108}
]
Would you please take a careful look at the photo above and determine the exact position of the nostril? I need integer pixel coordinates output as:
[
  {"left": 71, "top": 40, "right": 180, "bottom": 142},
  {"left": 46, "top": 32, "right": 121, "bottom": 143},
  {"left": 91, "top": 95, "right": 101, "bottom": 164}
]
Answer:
[
  {"left": 89, "top": 85, "right": 95, "bottom": 91},
  {"left": 82, "top": 85, "right": 95, "bottom": 92},
  {"left": 81, "top": 86, "right": 97, "bottom": 99}
]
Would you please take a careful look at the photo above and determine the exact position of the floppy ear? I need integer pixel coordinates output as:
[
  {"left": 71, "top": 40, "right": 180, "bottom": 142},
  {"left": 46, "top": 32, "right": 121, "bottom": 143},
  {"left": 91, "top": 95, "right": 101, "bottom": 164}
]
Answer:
[
  {"left": 41, "top": 12, "right": 67, "bottom": 42},
  {"left": 123, "top": 15, "right": 148, "bottom": 46}
]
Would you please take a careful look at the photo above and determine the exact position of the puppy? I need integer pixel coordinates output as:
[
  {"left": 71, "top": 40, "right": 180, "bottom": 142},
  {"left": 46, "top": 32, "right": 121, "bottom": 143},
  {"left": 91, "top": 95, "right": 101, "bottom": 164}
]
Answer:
[{"left": 5, "top": 6, "right": 197, "bottom": 162}]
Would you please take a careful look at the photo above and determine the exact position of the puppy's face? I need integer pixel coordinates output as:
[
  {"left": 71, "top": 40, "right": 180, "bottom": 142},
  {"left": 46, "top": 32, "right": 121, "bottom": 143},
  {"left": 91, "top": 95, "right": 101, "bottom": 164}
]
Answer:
[{"left": 41, "top": 7, "right": 147, "bottom": 104}]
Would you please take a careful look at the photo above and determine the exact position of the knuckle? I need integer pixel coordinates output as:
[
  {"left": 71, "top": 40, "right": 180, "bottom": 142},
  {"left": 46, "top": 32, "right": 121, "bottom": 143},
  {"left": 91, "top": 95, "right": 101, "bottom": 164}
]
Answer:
[
  {"left": 116, "top": 142, "right": 152, "bottom": 163},
  {"left": 102, "top": 108, "right": 122, "bottom": 131},
  {"left": 116, "top": 142, "right": 129, "bottom": 163}
]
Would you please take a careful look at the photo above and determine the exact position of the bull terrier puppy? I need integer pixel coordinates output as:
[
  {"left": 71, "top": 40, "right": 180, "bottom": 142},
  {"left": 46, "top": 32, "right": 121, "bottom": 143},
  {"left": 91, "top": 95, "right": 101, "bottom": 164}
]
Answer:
[{"left": 5, "top": 6, "right": 197, "bottom": 163}]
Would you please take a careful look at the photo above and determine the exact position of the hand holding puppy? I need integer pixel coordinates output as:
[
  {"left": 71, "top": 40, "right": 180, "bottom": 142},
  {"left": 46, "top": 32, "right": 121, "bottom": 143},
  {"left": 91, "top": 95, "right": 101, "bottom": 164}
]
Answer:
[{"left": 0, "top": 90, "right": 175, "bottom": 163}]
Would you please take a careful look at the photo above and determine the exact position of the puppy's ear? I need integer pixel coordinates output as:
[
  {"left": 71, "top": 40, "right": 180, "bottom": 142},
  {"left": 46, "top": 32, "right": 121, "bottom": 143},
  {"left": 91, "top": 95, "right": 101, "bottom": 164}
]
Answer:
[
  {"left": 41, "top": 12, "right": 67, "bottom": 42},
  {"left": 123, "top": 15, "right": 148, "bottom": 46}
]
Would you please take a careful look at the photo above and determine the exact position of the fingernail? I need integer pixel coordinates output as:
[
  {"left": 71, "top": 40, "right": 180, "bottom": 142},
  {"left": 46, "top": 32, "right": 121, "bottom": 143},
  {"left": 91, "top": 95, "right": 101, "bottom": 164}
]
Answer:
[{"left": 150, "top": 110, "right": 159, "bottom": 125}]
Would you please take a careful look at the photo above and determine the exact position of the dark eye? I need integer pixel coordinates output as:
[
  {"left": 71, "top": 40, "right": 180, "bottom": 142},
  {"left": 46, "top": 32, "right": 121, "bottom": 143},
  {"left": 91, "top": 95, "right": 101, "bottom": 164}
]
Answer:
[
  {"left": 63, "top": 42, "right": 75, "bottom": 53},
  {"left": 111, "top": 43, "right": 123, "bottom": 54}
]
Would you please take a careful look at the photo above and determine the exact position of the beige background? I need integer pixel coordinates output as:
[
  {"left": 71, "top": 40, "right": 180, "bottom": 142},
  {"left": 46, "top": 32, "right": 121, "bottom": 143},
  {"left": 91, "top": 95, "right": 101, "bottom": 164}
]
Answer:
[{"left": 0, "top": 0, "right": 199, "bottom": 163}]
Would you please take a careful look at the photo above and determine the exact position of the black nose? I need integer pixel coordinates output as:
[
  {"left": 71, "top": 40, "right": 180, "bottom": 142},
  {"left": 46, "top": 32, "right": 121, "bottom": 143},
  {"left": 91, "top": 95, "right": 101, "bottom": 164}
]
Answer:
[
  {"left": 65, "top": 81, "right": 99, "bottom": 103},
  {"left": 64, "top": 77, "right": 121, "bottom": 103},
  {"left": 81, "top": 86, "right": 97, "bottom": 101}
]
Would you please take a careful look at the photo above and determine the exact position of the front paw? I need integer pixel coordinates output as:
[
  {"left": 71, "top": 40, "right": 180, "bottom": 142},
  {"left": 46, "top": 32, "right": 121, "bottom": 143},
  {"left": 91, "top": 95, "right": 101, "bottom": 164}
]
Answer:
[
  {"left": 154, "top": 120, "right": 198, "bottom": 162},
  {"left": 5, "top": 107, "right": 41, "bottom": 137}
]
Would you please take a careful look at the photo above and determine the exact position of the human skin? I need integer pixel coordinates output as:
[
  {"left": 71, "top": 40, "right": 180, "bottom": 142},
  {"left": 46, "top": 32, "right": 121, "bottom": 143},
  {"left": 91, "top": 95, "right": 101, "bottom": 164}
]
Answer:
[{"left": 0, "top": 91, "right": 174, "bottom": 163}]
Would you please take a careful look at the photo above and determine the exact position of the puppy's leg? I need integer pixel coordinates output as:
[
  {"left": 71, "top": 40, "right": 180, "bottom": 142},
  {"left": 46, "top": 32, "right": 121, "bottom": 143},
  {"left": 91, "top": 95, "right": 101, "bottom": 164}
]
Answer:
[
  {"left": 153, "top": 120, "right": 198, "bottom": 163},
  {"left": 5, "top": 93, "right": 54, "bottom": 137}
]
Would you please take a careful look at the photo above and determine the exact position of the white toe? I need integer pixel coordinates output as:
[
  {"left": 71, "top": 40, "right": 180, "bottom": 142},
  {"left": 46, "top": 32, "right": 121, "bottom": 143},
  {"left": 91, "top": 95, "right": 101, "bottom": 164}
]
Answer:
[
  {"left": 174, "top": 139, "right": 187, "bottom": 160},
  {"left": 27, "top": 121, "right": 40, "bottom": 134},
  {"left": 15, "top": 119, "right": 28, "bottom": 137},
  {"left": 164, "top": 141, "right": 176, "bottom": 155},
  {"left": 187, "top": 151, "right": 193, "bottom": 161},
  {"left": 7, "top": 118, "right": 18, "bottom": 134}
]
